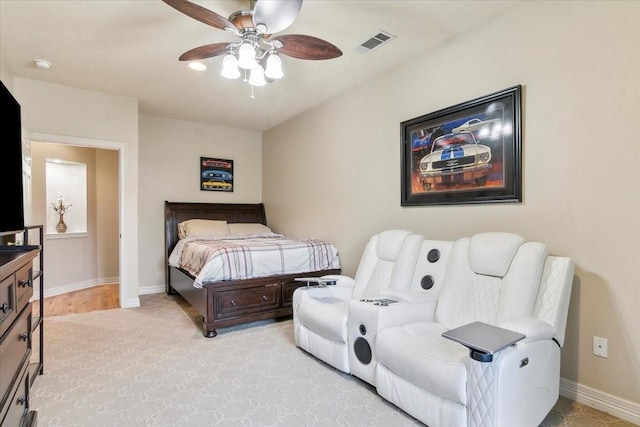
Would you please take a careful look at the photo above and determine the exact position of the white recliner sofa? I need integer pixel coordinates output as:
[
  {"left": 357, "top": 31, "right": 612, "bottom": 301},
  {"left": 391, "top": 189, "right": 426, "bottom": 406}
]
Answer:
[
  {"left": 292, "top": 229, "right": 424, "bottom": 373},
  {"left": 375, "top": 232, "right": 575, "bottom": 427}
]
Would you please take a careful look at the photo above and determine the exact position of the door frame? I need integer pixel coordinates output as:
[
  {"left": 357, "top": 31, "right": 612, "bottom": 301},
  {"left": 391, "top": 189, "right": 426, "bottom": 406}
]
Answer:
[{"left": 28, "top": 132, "right": 132, "bottom": 308}]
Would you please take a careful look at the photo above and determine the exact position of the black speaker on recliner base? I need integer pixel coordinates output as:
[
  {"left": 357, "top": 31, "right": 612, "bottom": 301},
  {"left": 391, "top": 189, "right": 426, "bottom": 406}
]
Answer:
[{"left": 354, "top": 337, "right": 372, "bottom": 364}]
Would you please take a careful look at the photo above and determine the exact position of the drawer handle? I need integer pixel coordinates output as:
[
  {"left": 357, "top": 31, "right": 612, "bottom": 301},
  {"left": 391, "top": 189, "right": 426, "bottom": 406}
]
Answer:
[
  {"left": 20, "top": 332, "right": 29, "bottom": 341},
  {"left": 17, "top": 395, "right": 26, "bottom": 406},
  {"left": 230, "top": 300, "right": 236, "bottom": 306},
  {"left": 1, "top": 303, "right": 8, "bottom": 314},
  {"left": 19, "top": 279, "right": 30, "bottom": 288},
  {"left": 262, "top": 295, "right": 268, "bottom": 302}
]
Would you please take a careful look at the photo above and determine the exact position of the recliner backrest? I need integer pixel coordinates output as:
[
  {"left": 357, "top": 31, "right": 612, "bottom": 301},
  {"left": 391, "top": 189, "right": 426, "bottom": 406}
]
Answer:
[
  {"left": 533, "top": 255, "right": 575, "bottom": 346},
  {"left": 434, "top": 232, "right": 548, "bottom": 330},
  {"left": 351, "top": 230, "right": 424, "bottom": 300}
]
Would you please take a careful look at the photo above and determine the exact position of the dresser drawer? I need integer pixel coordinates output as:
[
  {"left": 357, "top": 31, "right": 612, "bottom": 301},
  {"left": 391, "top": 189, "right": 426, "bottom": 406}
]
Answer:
[
  {"left": 15, "top": 263, "right": 33, "bottom": 315},
  {"left": 217, "top": 284, "right": 280, "bottom": 318},
  {"left": 0, "top": 276, "right": 16, "bottom": 339},
  {"left": 0, "top": 304, "right": 31, "bottom": 412},
  {"left": 0, "top": 358, "right": 29, "bottom": 427}
]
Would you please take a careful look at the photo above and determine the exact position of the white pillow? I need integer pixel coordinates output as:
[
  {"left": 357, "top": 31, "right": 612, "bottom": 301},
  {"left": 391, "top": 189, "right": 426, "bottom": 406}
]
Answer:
[
  {"left": 228, "top": 223, "right": 272, "bottom": 236},
  {"left": 178, "top": 219, "right": 230, "bottom": 239}
]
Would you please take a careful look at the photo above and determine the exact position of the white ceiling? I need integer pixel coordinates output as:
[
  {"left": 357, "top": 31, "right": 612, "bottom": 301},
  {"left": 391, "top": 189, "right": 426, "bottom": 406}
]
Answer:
[{"left": 0, "top": 0, "right": 518, "bottom": 132}]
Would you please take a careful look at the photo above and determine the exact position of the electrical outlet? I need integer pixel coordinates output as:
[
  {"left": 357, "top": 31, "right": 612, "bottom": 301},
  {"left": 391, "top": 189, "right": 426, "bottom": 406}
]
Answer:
[{"left": 593, "top": 336, "right": 608, "bottom": 358}]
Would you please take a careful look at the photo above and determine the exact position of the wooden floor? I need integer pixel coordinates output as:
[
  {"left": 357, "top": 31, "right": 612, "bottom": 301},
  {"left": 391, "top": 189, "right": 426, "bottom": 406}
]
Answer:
[{"left": 39, "top": 283, "right": 120, "bottom": 317}]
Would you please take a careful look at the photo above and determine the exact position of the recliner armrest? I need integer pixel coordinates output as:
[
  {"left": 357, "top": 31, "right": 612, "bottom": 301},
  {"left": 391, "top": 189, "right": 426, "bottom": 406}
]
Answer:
[
  {"left": 349, "top": 297, "right": 438, "bottom": 334},
  {"left": 380, "top": 288, "right": 438, "bottom": 305},
  {"left": 299, "top": 284, "right": 354, "bottom": 300},
  {"left": 321, "top": 274, "right": 355, "bottom": 288},
  {"left": 498, "top": 317, "right": 557, "bottom": 344}
]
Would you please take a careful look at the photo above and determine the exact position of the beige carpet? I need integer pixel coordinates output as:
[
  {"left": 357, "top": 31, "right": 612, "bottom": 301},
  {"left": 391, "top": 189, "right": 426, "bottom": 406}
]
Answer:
[{"left": 30, "top": 294, "right": 636, "bottom": 426}]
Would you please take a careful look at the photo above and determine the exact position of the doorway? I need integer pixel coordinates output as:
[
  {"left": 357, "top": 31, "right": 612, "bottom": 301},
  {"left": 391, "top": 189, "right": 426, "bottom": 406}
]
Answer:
[{"left": 27, "top": 132, "right": 129, "bottom": 308}]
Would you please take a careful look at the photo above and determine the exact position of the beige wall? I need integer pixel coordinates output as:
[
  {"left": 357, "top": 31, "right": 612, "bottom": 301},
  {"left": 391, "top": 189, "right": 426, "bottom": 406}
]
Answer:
[
  {"left": 0, "top": 62, "right": 14, "bottom": 91},
  {"left": 137, "top": 114, "right": 262, "bottom": 291},
  {"left": 30, "top": 143, "right": 118, "bottom": 294},
  {"left": 263, "top": 1, "right": 640, "bottom": 406},
  {"left": 96, "top": 149, "right": 119, "bottom": 280}
]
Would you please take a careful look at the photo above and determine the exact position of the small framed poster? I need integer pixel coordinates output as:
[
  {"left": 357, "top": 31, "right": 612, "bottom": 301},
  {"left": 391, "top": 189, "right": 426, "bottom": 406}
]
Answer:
[{"left": 200, "top": 157, "right": 234, "bottom": 192}]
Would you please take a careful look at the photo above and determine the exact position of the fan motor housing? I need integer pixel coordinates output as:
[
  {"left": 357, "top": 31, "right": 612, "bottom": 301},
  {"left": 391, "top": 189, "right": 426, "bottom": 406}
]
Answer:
[{"left": 229, "top": 10, "right": 254, "bottom": 31}]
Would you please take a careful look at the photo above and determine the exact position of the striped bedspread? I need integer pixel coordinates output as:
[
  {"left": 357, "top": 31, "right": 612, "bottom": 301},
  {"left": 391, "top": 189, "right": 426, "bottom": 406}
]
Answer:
[{"left": 168, "top": 235, "right": 340, "bottom": 287}]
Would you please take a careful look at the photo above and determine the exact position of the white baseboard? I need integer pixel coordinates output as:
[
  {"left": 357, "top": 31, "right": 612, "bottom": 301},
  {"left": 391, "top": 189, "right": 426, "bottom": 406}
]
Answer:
[
  {"left": 33, "top": 276, "right": 119, "bottom": 300},
  {"left": 121, "top": 297, "right": 140, "bottom": 308},
  {"left": 33, "top": 279, "right": 161, "bottom": 307},
  {"left": 560, "top": 378, "right": 640, "bottom": 425},
  {"left": 138, "top": 284, "right": 165, "bottom": 295}
]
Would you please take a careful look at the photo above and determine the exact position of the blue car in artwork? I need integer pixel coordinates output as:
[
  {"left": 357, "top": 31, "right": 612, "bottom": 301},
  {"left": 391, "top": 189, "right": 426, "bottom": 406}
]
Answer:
[{"left": 201, "top": 169, "right": 233, "bottom": 181}]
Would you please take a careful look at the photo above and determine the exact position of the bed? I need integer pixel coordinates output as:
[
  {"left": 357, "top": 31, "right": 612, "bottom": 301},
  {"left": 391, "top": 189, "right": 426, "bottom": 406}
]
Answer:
[{"left": 165, "top": 201, "right": 341, "bottom": 337}]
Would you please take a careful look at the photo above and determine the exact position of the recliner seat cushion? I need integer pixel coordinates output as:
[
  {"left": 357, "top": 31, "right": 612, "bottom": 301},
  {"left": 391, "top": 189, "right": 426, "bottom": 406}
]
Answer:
[{"left": 376, "top": 322, "right": 469, "bottom": 405}]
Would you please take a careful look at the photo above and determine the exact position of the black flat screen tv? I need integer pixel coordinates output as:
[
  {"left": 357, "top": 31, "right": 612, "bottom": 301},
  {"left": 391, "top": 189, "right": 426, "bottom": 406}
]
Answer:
[{"left": 0, "top": 80, "right": 25, "bottom": 238}]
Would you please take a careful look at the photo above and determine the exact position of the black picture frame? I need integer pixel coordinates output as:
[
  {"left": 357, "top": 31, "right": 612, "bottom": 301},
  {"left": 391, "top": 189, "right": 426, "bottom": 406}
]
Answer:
[
  {"left": 200, "top": 157, "right": 234, "bottom": 192},
  {"left": 401, "top": 85, "right": 522, "bottom": 206}
]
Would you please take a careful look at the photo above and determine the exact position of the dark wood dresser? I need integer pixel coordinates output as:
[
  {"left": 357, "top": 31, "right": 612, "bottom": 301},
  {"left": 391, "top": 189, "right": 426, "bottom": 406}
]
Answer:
[{"left": 0, "top": 248, "right": 38, "bottom": 427}]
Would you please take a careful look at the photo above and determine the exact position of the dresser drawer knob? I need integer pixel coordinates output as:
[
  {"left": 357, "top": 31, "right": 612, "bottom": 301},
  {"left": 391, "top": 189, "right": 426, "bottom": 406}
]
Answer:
[
  {"left": 1, "top": 303, "right": 8, "bottom": 314},
  {"left": 19, "top": 279, "right": 30, "bottom": 288},
  {"left": 17, "top": 395, "right": 26, "bottom": 405},
  {"left": 230, "top": 300, "right": 236, "bottom": 306},
  {"left": 20, "top": 332, "right": 29, "bottom": 341},
  {"left": 262, "top": 295, "right": 268, "bottom": 302}
]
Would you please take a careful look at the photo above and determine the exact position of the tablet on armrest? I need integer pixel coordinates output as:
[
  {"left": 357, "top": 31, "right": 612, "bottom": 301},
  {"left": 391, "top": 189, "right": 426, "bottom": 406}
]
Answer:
[{"left": 442, "top": 321, "right": 525, "bottom": 363}]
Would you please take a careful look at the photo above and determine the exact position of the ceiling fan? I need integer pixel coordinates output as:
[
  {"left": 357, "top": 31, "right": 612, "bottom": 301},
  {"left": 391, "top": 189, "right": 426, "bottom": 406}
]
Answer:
[{"left": 163, "top": 0, "right": 343, "bottom": 87}]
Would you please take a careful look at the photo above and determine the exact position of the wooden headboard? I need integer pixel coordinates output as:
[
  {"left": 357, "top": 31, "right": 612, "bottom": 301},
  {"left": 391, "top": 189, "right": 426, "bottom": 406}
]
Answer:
[{"left": 164, "top": 201, "right": 267, "bottom": 259}]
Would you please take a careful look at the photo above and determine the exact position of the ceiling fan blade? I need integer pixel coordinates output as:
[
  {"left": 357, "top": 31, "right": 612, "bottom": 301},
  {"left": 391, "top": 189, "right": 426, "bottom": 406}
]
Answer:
[
  {"left": 178, "top": 43, "right": 229, "bottom": 61},
  {"left": 272, "top": 35, "right": 342, "bottom": 60},
  {"left": 253, "top": 0, "right": 302, "bottom": 34},
  {"left": 163, "top": 0, "right": 236, "bottom": 31}
]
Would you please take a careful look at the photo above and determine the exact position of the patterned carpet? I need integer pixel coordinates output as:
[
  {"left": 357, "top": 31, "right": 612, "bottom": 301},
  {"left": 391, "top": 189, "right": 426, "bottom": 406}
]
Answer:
[{"left": 30, "top": 293, "right": 636, "bottom": 426}]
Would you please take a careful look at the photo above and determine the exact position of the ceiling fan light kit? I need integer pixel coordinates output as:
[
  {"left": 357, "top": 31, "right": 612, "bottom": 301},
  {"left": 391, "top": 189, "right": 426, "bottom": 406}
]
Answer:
[
  {"left": 164, "top": 0, "right": 342, "bottom": 91},
  {"left": 237, "top": 41, "right": 259, "bottom": 70},
  {"left": 221, "top": 54, "right": 241, "bottom": 79},
  {"left": 248, "top": 64, "right": 267, "bottom": 87},
  {"left": 265, "top": 53, "right": 283, "bottom": 79}
]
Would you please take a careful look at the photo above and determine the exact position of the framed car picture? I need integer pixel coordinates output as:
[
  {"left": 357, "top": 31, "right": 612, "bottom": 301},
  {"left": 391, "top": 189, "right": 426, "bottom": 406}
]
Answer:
[
  {"left": 401, "top": 85, "right": 522, "bottom": 206},
  {"left": 200, "top": 157, "right": 234, "bottom": 192}
]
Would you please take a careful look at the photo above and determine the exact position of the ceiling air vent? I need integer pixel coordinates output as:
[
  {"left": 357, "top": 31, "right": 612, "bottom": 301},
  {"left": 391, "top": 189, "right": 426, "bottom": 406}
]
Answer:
[{"left": 356, "top": 30, "right": 395, "bottom": 54}]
